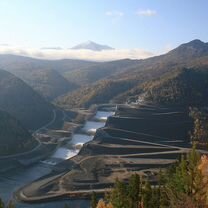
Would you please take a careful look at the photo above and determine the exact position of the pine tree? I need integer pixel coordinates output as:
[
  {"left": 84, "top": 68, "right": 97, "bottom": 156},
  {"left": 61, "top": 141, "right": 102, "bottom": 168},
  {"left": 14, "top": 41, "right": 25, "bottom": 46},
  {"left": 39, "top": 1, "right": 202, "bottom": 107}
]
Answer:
[
  {"left": 165, "top": 145, "right": 207, "bottom": 207},
  {"left": 0, "top": 198, "right": 4, "bottom": 208},
  {"left": 91, "top": 192, "right": 98, "bottom": 208},
  {"left": 64, "top": 204, "right": 70, "bottom": 208},
  {"left": 142, "top": 181, "right": 152, "bottom": 208},
  {"left": 151, "top": 186, "right": 160, "bottom": 208},
  {"left": 109, "top": 179, "right": 129, "bottom": 208},
  {"left": 7, "top": 201, "right": 15, "bottom": 208},
  {"left": 127, "top": 174, "right": 141, "bottom": 208},
  {"left": 190, "top": 108, "right": 208, "bottom": 145}
]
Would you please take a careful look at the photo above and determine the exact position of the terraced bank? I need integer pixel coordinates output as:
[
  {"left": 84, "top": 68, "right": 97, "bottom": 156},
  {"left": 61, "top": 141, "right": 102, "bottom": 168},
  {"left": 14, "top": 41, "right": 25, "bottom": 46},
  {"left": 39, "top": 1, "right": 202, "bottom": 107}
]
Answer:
[{"left": 16, "top": 103, "right": 200, "bottom": 203}]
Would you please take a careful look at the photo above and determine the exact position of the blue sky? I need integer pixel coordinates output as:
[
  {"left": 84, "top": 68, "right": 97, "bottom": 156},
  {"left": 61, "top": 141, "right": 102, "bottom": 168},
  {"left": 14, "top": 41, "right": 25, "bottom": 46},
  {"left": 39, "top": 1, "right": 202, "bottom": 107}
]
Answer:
[{"left": 0, "top": 0, "right": 207, "bottom": 58}]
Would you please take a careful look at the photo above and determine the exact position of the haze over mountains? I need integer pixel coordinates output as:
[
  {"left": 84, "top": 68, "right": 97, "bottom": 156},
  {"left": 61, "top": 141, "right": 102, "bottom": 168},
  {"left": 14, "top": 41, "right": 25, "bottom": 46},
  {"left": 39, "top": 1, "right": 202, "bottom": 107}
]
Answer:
[
  {"left": 56, "top": 39, "right": 208, "bottom": 108},
  {"left": 1, "top": 0, "right": 208, "bottom": 205},
  {"left": 0, "top": 39, "right": 208, "bottom": 156},
  {"left": 0, "top": 38, "right": 208, "bottom": 208},
  {"left": 71, "top": 41, "right": 114, "bottom": 51},
  {"left": 0, "top": 41, "right": 153, "bottom": 61},
  {"left": 0, "top": 55, "right": 94, "bottom": 100}
]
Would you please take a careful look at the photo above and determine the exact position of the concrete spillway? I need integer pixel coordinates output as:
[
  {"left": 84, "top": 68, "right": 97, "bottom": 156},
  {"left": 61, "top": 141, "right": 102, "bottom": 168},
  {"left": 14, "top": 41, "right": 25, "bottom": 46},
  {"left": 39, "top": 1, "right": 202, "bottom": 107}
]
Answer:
[{"left": 42, "top": 110, "right": 115, "bottom": 164}]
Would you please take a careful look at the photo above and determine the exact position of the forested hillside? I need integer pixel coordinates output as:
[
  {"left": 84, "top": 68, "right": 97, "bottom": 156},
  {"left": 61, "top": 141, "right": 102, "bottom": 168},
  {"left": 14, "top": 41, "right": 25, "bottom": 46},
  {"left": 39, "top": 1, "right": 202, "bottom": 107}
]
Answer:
[
  {"left": 143, "top": 67, "right": 208, "bottom": 106},
  {"left": 57, "top": 40, "right": 208, "bottom": 108},
  {"left": 0, "top": 55, "right": 94, "bottom": 100},
  {"left": 0, "top": 69, "right": 53, "bottom": 129},
  {"left": 63, "top": 59, "right": 140, "bottom": 85},
  {"left": 12, "top": 68, "right": 77, "bottom": 100},
  {"left": 56, "top": 79, "right": 137, "bottom": 108},
  {"left": 0, "top": 54, "right": 94, "bottom": 73},
  {"left": 0, "top": 110, "right": 37, "bottom": 156}
]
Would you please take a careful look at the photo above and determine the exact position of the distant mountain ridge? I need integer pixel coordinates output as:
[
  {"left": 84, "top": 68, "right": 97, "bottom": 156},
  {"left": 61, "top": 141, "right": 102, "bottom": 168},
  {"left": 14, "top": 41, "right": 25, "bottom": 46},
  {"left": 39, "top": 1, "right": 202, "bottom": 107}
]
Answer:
[
  {"left": 10, "top": 68, "right": 78, "bottom": 100},
  {"left": 71, "top": 41, "right": 114, "bottom": 51},
  {"left": 56, "top": 39, "right": 208, "bottom": 108},
  {"left": 63, "top": 59, "right": 140, "bottom": 85},
  {"left": 0, "top": 54, "right": 94, "bottom": 100},
  {"left": 165, "top": 39, "right": 208, "bottom": 61},
  {"left": 1, "top": 39, "right": 208, "bottom": 110}
]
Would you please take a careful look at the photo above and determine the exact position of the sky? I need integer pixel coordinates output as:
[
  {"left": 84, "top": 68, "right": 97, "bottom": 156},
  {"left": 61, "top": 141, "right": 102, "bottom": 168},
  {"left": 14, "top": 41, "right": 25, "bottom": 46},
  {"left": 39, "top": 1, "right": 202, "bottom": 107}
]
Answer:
[{"left": 0, "top": 0, "right": 207, "bottom": 61}]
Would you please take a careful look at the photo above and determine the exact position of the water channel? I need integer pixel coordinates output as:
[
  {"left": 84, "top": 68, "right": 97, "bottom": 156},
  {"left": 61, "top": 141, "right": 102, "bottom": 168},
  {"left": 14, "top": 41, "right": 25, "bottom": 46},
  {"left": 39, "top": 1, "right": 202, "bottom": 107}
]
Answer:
[{"left": 0, "top": 110, "right": 115, "bottom": 208}]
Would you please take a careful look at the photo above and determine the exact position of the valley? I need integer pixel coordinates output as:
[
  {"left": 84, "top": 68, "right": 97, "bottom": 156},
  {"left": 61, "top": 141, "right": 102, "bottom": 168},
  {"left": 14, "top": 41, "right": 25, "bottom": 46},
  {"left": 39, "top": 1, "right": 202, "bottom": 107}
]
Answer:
[
  {"left": 15, "top": 103, "right": 201, "bottom": 204},
  {"left": 1, "top": 1, "right": 208, "bottom": 207},
  {"left": 0, "top": 39, "right": 208, "bottom": 207},
  {"left": 0, "top": 106, "right": 114, "bottom": 207}
]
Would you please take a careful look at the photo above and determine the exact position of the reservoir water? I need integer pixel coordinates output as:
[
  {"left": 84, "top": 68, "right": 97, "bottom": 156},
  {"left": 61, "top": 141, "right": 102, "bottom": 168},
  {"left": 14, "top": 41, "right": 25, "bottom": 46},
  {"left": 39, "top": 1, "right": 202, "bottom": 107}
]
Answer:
[{"left": 0, "top": 110, "right": 115, "bottom": 208}]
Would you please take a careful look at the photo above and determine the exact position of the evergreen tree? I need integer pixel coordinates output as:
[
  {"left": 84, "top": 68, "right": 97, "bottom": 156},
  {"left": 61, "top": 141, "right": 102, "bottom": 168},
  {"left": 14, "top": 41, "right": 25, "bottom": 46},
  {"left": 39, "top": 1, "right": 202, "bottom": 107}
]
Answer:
[
  {"left": 91, "top": 192, "right": 98, "bottom": 208},
  {"left": 190, "top": 108, "right": 208, "bottom": 145},
  {"left": 109, "top": 179, "right": 129, "bottom": 208},
  {"left": 7, "top": 201, "right": 15, "bottom": 208},
  {"left": 165, "top": 146, "right": 207, "bottom": 207},
  {"left": 0, "top": 198, "right": 4, "bottom": 208},
  {"left": 142, "top": 181, "right": 152, "bottom": 208},
  {"left": 127, "top": 174, "right": 141, "bottom": 208},
  {"left": 157, "top": 169, "right": 170, "bottom": 208},
  {"left": 64, "top": 204, "right": 70, "bottom": 208},
  {"left": 151, "top": 186, "right": 160, "bottom": 208}
]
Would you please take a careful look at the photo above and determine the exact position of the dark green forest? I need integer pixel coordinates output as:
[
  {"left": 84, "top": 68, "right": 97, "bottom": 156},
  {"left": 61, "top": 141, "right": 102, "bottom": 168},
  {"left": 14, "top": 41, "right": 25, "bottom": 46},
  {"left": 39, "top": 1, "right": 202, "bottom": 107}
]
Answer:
[
  {"left": 0, "top": 69, "right": 53, "bottom": 129},
  {"left": 0, "top": 110, "right": 36, "bottom": 156}
]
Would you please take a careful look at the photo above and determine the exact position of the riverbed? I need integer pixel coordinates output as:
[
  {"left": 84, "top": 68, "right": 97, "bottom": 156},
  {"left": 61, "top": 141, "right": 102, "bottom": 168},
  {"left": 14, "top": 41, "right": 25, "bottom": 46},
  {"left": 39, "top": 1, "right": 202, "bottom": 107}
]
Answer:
[{"left": 0, "top": 110, "right": 115, "bottom": 208}]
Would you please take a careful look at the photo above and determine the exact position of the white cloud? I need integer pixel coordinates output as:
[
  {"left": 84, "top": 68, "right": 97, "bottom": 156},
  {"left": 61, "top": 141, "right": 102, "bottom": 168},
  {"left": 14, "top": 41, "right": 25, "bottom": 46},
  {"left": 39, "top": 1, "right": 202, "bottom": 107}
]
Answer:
[
  {"left": 105, "top": 10, "right": 124, "bottom": 17},
  {"left": 136, "top": 9, "right": 157, "bottom": 17},
  {"left": 105, "top": 10, "right": 124, "bottom": 24},
  {"left": 0, "top": 45, "right": 155, "bottom": 61}
]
